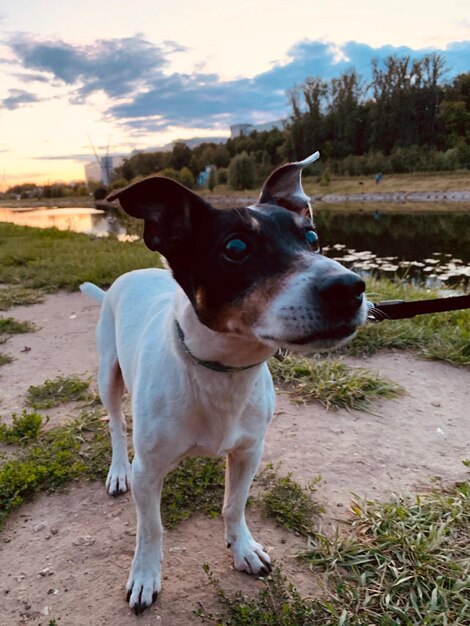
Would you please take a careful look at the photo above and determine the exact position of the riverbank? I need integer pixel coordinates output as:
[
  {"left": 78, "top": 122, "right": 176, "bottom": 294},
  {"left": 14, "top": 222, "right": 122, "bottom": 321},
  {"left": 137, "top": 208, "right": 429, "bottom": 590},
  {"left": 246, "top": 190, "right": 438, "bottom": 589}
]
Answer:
[{"left": 1, "top": 171, "right": 469, "bottom": 211}]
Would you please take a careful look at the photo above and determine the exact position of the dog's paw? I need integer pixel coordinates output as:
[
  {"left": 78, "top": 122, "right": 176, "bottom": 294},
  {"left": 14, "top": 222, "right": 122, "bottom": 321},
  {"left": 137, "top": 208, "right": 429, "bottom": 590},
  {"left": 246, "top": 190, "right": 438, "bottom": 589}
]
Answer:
[
  {"left": 126, "top": 567, "right": 161, "bottom": 615},
  {"left": 106, "top": 462, "right": 131, "bottom": 496},
  {"left": 230, "top": 539, "right": 272, "bottom": 577}
]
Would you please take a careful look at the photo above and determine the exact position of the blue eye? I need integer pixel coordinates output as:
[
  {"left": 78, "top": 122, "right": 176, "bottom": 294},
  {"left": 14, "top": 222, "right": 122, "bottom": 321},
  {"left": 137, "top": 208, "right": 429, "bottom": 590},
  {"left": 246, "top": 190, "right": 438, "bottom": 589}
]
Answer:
[
  {"left": 305, "top": 229, "right": 319, "bottom": 249},
  {"left": 224, "top": 238, "right": 249, "bottom": 261}
]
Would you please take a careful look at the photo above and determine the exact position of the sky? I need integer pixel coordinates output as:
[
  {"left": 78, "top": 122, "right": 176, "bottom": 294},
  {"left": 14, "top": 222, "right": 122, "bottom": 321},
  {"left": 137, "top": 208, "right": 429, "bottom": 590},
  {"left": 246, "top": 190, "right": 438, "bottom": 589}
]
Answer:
[{"left": 0, "top": 0, "right": 469, "bottom": 187}]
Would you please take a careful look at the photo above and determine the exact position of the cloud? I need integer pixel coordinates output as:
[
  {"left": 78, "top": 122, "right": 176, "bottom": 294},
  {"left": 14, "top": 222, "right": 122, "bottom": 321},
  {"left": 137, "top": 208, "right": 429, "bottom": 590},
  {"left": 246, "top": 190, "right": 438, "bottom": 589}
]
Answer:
[
  {"left": 8, "top": 34, "right": 178, "bottom": 99},
  {"left": 1, "top": 88, "right": 40, "bottom": 110},
  {"left": 6, "top": 34, "right": 470, "bottom": 132},
  {"left": 12, "top": 72, "right": 50, "bottom": 83}
]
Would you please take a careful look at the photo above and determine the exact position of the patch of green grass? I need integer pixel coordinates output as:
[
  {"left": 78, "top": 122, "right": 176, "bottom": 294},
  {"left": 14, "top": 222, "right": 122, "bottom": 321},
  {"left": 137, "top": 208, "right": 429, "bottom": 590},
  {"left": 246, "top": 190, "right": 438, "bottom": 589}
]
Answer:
[
  {"left": 0, "top": 352, "right": 13, "bottom": 366},
  {"left": 350, "top": 278, "right": 470, "bottom": 366},
  {"left": 0, "top": 317, "right": 36, "bottom": 340},
  {"left": 262, "top": 470, "right": 322, "bottom": 536},
  {"left": 195, "top": 565, "right": 319, "bottom": 625},
  {"left": 0, "top": 285, "right": 45, "bottom": 310},
  {"left": 25, "top": 375, "right": 92, "bottom": 409},
  {"left": 269, "top": 355, "right": 403, "bottom": 409},
  {"left": 0, "top": 410, "right": 102, "bottom": 525},
  {"left": 162, "top": 456, "right": 225, "bottom": 529},
  {"left": 0, "top": 223, "right": 159, "bottom": 293},
  {"left": 302, "top": 477, "right": 470, "bottom": 625},
  {"left": 0, "top": 410, "right": 44, "bottom": 444},
  {"left": 197, "top": 473, "right": 470, "bottom": 626},
  {"left": 0, "top": 404, "right": 224, "bottom": 528}
]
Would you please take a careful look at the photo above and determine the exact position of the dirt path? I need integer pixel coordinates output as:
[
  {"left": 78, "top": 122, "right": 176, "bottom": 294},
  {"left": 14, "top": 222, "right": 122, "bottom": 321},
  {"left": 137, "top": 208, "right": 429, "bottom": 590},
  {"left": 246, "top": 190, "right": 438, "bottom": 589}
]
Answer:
[{"left": 0, "top": 293, "right": 468, "bottom": 625}]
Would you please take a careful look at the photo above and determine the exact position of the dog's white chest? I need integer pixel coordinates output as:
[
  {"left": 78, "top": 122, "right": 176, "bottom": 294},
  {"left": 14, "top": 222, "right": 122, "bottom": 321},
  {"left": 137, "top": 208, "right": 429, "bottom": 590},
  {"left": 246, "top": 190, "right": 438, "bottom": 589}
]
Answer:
[{"left": 182, "top": 373, "right": 260, "bottom": 457}]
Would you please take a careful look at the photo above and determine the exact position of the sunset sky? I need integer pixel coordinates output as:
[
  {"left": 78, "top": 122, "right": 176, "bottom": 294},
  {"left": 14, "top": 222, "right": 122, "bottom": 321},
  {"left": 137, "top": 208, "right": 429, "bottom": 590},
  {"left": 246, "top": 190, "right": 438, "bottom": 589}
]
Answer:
[{"left": 1, "top": 0, "right": 469, "bottom": 187}]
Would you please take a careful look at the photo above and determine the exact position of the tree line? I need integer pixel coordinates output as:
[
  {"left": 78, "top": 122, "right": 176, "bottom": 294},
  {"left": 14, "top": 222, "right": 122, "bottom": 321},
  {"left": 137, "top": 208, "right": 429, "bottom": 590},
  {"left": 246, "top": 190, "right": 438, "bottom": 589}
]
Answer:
[
  {"left": 3, "top": 53, "right": 469, "bottom": 198},
  {"left": 112, "top": 54, "right": 468, "bottom": 190}
]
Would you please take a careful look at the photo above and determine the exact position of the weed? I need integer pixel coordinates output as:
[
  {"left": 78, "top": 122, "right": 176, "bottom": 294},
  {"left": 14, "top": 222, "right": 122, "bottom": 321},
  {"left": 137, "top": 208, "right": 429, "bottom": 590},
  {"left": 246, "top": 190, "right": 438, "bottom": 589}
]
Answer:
[
  {"left": 26, "top": 375, "right": 91, "bottom": 409},
  {"left": 0, "top": 417, "right": 90, "bottom": 525},
  {"left": 302, "top": 477, "right": 470, "bottom": 624},
  {"left": 269, "top": 355, "right": 403, "bottom": 409},
  {"left": 195, "top": 565, "right": 321, "bottom": 625},
  {"left": 262, "top": 471, "right": 322, "bottom": 536},
  {"left": 0, "top": 410, "right": 44, "bottom": 444},
  {"left": 0, "top": 352, "right": 13, "bottom": 366},
  {"left": 0, "top": 285, "right": 45, "bottom": 310},
  {"left": 0, "top": 317, "right": 36, "bottom": 342}
]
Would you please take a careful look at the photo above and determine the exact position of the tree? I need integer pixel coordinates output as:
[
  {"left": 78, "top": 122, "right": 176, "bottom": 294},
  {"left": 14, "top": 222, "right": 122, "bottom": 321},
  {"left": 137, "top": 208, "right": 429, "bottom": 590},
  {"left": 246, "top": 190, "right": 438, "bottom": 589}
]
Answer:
[
  {"left": 228, "top": 152, "right": 257, "bottom": 190},
  {"left": 179, "top": 166, "right": 195, "bottom": 189},
  {"left": 170, "top": 142, "right": 192, "bottom": 170},
  {"left": 208, "top": 167, "right": 217, "bottom": 192}
]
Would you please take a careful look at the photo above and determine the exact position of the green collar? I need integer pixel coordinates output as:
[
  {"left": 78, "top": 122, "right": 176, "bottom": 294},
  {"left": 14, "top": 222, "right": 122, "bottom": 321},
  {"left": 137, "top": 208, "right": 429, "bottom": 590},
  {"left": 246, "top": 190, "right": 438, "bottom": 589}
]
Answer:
[{"left": 174, "top": 320, "right": 265, "bottom": 373}]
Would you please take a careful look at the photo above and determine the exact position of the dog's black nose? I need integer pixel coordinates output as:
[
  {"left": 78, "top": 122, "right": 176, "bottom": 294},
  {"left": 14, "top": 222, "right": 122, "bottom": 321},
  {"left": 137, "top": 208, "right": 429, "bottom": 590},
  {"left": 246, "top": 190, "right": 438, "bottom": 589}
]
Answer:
[{"left": 317, "top": 272, "right": 365, "bottom": 313}]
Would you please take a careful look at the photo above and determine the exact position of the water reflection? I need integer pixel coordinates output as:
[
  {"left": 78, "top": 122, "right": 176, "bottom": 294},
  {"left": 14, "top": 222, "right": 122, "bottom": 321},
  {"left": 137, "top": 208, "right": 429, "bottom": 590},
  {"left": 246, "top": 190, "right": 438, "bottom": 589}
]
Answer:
[
  {"left": 0, "top": 206, "right": 128, "bottom": 239},
  {"left": 315, "top": 210, "right": 470, "bottom": 289}
]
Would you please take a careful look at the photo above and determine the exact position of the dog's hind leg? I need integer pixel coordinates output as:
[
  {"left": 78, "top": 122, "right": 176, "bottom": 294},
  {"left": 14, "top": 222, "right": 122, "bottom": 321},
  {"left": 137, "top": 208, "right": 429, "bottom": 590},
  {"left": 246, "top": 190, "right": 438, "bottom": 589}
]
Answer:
[
  {"left": 97, "top": 311, "right": 131, "bottom": 496},
  {"left": 99, "top": 358, "right": 131, "bottom": 496}
]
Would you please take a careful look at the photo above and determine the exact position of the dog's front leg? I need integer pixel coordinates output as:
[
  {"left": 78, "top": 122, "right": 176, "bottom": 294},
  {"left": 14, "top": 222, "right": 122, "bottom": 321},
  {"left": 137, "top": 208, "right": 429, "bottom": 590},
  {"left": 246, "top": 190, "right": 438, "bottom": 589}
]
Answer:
[
  {"left": 223, "top": 444, "right": 271, "bottom": 576},
  {"left": 126, "top": 454, "right": 164, "bottom": 614}
]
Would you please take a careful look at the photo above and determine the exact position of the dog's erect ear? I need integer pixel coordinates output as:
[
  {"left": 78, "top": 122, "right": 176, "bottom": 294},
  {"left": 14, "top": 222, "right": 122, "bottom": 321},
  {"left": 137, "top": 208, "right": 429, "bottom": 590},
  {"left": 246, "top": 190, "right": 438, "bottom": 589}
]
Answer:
[
  {"left": 258, "top": 151, "right": 320, "bottom": 218},
  {"left": 107, "top": 177, "right": 214, "bottom": 254}
]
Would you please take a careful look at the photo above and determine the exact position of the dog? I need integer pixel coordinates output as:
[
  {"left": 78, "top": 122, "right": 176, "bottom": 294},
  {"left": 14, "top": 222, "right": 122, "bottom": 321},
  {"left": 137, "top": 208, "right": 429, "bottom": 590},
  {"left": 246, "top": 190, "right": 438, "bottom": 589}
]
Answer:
[{"left": 80, "top": 151, "right": 367, "bottom": 614}]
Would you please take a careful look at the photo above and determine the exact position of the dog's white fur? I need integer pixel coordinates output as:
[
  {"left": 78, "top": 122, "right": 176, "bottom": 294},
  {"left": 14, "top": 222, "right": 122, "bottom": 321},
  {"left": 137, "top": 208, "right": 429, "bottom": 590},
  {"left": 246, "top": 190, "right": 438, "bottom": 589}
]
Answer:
[{"left": 81, "top": 269, "right": 277, "bottom": 610}]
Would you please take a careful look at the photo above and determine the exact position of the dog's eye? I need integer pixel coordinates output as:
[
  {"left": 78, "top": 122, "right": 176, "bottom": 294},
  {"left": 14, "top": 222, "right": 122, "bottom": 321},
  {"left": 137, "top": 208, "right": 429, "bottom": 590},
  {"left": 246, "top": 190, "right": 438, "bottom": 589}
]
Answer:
[
  {"left": 224, "top": 238, "right": 250, "bottom": 261},
  {"left": 305, "top": 229, "right": 320, "bottom": 251}
]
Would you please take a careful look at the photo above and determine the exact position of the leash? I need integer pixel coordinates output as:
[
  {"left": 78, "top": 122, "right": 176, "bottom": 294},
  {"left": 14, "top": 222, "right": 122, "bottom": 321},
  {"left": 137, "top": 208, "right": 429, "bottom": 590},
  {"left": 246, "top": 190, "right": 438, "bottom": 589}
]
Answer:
[{"left": 367, "top": 294, "right": 470, "bottom": 322}]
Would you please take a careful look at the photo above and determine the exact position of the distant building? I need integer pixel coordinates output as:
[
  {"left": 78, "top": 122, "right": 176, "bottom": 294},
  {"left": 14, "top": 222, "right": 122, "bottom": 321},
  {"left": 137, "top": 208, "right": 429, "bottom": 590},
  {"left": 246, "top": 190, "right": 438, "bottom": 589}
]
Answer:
[
  {"left": 84, "top": 156, "right": 124, "bottom": 186},
  {"left": 230, "top": 119, "right": 286, "bottom": 139}
]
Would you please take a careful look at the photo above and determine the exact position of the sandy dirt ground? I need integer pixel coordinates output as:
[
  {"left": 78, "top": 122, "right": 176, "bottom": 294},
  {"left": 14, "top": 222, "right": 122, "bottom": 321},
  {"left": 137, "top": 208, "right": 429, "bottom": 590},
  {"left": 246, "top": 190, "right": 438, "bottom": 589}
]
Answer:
[{"left": 0, "top": 293, "right": 468, "bottom": 625}]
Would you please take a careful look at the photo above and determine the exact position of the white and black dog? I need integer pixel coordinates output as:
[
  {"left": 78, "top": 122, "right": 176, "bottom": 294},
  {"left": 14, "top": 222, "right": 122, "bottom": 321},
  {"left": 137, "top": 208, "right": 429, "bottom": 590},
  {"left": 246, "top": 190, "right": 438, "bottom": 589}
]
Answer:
[{"left": 80, "top": 151, "right": 367, "bottom": 614}]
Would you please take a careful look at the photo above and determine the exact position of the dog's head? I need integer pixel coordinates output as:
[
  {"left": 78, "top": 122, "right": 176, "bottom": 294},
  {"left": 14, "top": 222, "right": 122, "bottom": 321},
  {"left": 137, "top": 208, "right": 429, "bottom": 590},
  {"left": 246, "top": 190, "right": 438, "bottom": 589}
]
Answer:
[{"left": 108, "top": 152, "right": 367, "bottom": 353}]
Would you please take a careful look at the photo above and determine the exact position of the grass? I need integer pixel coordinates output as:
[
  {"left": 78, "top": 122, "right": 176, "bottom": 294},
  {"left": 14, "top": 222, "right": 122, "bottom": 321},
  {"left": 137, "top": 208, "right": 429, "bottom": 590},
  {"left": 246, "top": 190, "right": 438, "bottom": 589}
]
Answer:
[
  {"left": 196, "top": 473, "right": 470, "bottom": 626},
  {"left": 0, "top": 409, "right": 109, "bottom": 525},
  {"left": 162, "top": 456, "right": 225, "bottom": 528},
  {"left": 0, "top": 196, "right": 95, "bottom": 209},
  {"left": 269, "top": 355, "right": 403, "bottom": 409},
  {"left": 0, "top": 410, "right": 44, "bottom": 444},
  {"left": 25, "top": 374, "right": 92, "bottom": 409},
  {"left": 0, "top": 285, "right": 45, "bottom": 310},
  {"left": 0, "top": 353, "right": 13, "bottom": 366},
  {"left": 261, "top": 468, "right": 322, "bottom": 536},
  {"left": 0, "top": 222, "right": 159, "bottom": 293},
  {"left": 302, "top": 477, "right": 470, "bottom": 624},
  {"left": 0, "top": 317, "right": 36, "bottom": 341},
  {"left": 303, "top": 170, "right": 470, "bottom": 196}
]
